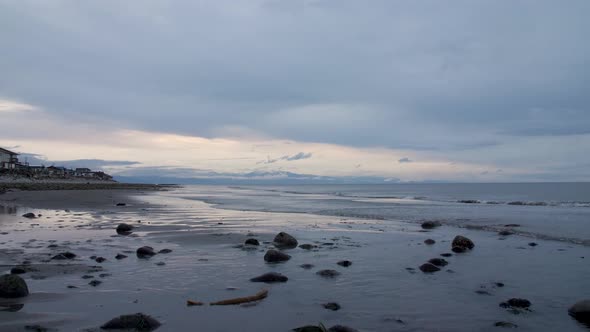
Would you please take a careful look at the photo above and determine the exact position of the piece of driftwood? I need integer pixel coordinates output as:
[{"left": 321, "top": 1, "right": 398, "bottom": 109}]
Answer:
[
  {"left": 186, "top": 300, "right": 204, "bottom": 306},
  {"left": 209, "top": 289, "right": 268, "bottom": 306}
]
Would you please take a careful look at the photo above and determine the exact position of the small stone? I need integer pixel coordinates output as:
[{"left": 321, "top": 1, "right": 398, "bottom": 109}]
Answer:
[
  {"left": 155, "top": 262, "right": 166, "bottom": 266},
  {"left": 89, "top": 280, "right": 102, "bottom": 287},
  {"left": 299, "top": 244, "right": 315, "bottom": 250},
  {"left": 328, "top": 326, "right": 359, "bottom": 332},
  {"left": 116, "top": 223, "right": 134, "bottom": 235},
  {"left": 421, "top": 221, "right": 441, "bottom": 229},
  {"left": 22, "top": 213, "right": 36, "bottom": 219},
  {"left": 82, "top": 275, "right": 94, "bottom": 279},
  {"left": 337, "top": 260, "right": 352, "bottom": 267},
  {"left": 95, "top": 257, "right": 106, "bottom": 263},
  {"left": 264, "top": 249, "right": 291, "bottom": 263},
  {"left": 273, "top": 232, "right": 298, "bottom": 249},
  {"left": 0, "top": 274, "right": 29, "bottom": 298},
  {"left": 250, "top": 272, "right": 288, "bottom": 283},
  {"left": 528, "top": 242, "right": 538, "bottom": 247},
  {"left": 67, "top": 285, "right": 78, "bottom": 289},
  {"left": 498, "top": 230, "right": 513, "bottom": 236},
  {"left": 500, "top": 298, "right": 531, "bottom": 309},
  {"left": 101, "top": 313, "right": 161, "bottom": 331},
  {"left": 51, "top": 252, "right": 76, "bottom": 260},
  {"left": 323, "top": 302, "right": 341, "bottom": 311},
  {"left": 300, "top": 264, "right": 315, "bottom": 270},
  {"left": 136, "top": 246, "right": 156, "bottom": 258},
  {"left": 115, "top": 203, "right": 127, "bottom": 207},
  {"left": 452, "top": 235, "right": 474, "bottom": 250},
  {"left": 424, "top": 239, "right": 436, "bottom": 245},
  {"left": 494, "top": 321, "right": 518, "bottom": 328},
  {"left": 440, "top": 253, "right": 453, "bottom": 257},
  {"left": 419, "top": 263, "right": 440, "bottom": 273},
  {"left": 115, "top": 253, "right": 128, "bottom": 260},
  {"left": 316, "top": 270, "right": 340, "bottom": 278},
  {"left": 158, "top": 249, "right": 172, "bottom": 254},
  {"left": 428, "top": 258, "right": 449, "bottom": 267},
  {"left": 495, "top": 282, "right": 505, "bottom": 288},
  {"left": 244, "top": 239, "right": 260, "bottom": 246}
]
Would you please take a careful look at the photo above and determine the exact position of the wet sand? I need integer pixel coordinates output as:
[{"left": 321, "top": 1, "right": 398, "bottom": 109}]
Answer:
[{"left": 0, "top": 188, "right": 589, "bottom": 331}]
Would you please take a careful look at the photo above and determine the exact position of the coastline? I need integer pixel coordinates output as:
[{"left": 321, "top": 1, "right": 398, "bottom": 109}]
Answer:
[{"left": 1, "top": 186, "right": 589, "bottom": 331}]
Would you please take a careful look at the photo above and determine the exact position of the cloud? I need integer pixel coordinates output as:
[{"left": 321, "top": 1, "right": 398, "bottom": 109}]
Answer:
[
  {"left": 0, "top": 99, "right": 37, "bottom": 113},
  {"left": 259, "top": 152, "right": 313, "bottom": 164},
  {"left": 398, "top": 157, "right": 413, "bottom": 163}
]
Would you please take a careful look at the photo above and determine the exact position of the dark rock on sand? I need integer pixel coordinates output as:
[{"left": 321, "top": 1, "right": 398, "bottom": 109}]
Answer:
[
  {"left": 421, "top": 221, "right": 441, "bottom": 229},
  {"left": 495, "top": 282, "right": 505, "bottom": 288},
  {"left": 82, "top": 275, "right": 94, "bottom": 279},
  {"left": 25, "top": 324, "right": 55, "bottom": 332},
  {"left": 451, "top": 246, "right": 466, "bottom": 253},
  {"left": 424, "top": 239, "right": 436, "bottom": 245},
  {"left": 428, "top": 258, "right": 449, "bottom": 267},
  {"left": 115, "top": 253, "right": 128, "bottom": 260},
  {"left": 89, "top": 280, "right": 102, "bottom": 287},
  {"left": 337, "top": 260, "right": 352, "bottom": 267},
  {"left": 458, "top": 200, "right": 480, "bottom": 204},
  {"left": 419, "top": 263, "right": 441, "bottom": 273},
  {"left": 328, "top": 325, "right": 359, "bottom": 332},
  {"left": 500, "top": 298, "right": 531, "bottom": 309},
  {"left": 244, "top": 238, "right": 260, "bottom": 246},
  {"left": 0, "top": 274, "right": 29, "bottom": 298},
  {"left": 136, "top": 246, "right": 156, "bottom": 258},
  {"left": 264, "top": 249, "right": 291, "bottom": 263},
  {"left": 10, "top": 267, "right": 26, "bottom": 275},
  {"left": 293, "top": 326, "right": 325, "bottom": 332},
  {"left": 528, "top": 242, "right": 538, "bottom": 247},
  {"left": 299, "top": 244, "right": 315, "bottom": 250},
  {"left": 498, "top": 230, "right": 513, "bottom": 236},
  {"left": 300, "top": 264, "right": 315, "bottom": 270},
  {"left": 116, "top": 223, "right": 134, "bottom": 234},
  {"left": 250, "top": 272, "right": 288, "bottom": 283},
  {"left": 273, "top": 232, "right": 298, "bottom": 249},
  {"left": 569, "top": 300, "right": 590, "bottom": 325},
  {"left": 494, "top": 321, "right": 518, "bottom": 328},
  {"left": 95, "top": 257, "right": 106, "bottom": 263},
  {"left": 440, "top": 253, "right": 453, "bottom": 257},
  {"left": 101, "top": 313, "right": 161, "bottom": 331},
  {"left": 452, "top": 235, "right": 474, "bottom": 250},
  {"left": 323, "top": 302, "right": 341, "bottom": 311},
  {"left": 22, "top": 213, "right": 37, "bottom": 219},
  {"left": 115, "top": 203, "right": 127, "bottom": 207},
  {"left": 316, "top": 270, "right": 340, "bottom": 278},
  {"left": 51, "top": 252, "right": 76, "bottom": 260},
  {"left": 158, "top": 249, "right": 172, "bottom": 254}
]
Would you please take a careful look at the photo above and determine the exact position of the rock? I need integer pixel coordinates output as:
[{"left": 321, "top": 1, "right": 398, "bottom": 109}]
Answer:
[
  {"left": 328, "top": 326, "right": 359, "bottom": 332},
  {"left": 10, "top": 267, "right": 26, "bottom": 275},
  {"left": 458, "top": 200, "right": 480, "bottom": 204},
  {"left": 24, "top": 324, "right": 55, "bottom": 332},
  {"left": 116, "top": 223, "right": 134, "bottom": 235},
  {"left": 101, "top": 313, "right": 161, "bottom": 331},
  {"left": 244, "top": 239, "right": 260, "bottom": 246},
  {"left": 495, "top": 282, "right": 505, "bottom": 288},
  {"left": 569, "top": 300, "right": 590, "bottom": 325},
  {"left": 136, "top": 246, "right": 156, "bottom": 258},
  {"left": 419, "top": 263, "right": 440, "bottom": 273},
  {"left": 498, "top": 230, "right": 513, "bottom": 236},
  {"left": 494, "top": 321, "right": 518, "bottom": 328},
  {"left": 293, "top": 326, "right": 325, "bottom": 332},
  {"left": 264, "top": 249, "right": 291, "bottom": 263},
  {"left": 250, "top": 272, "right": 288, "bottom": 283},
  {"left": 158, "top": 249, "right": 172, "bottom": 254},
  {"left": 440, "top": 253, "right": 453, "bottom": 257},
  {"left": 323, "top": 302, "right": 341, "bottom": 311},
  {"left": 22, "top": 213, "right": 36, "bottom": 219},
  {"left": 51, "top": 252, "right": 76, "bottom": 260},
  {"left": 0, "top": 274, "right": 29, "bottom": 298},
  {"left": 95, "top": 257, "right": 106, "bottom": 263},
  {"left": 428, "top": 258, "right": 449, "bottom": 267},
  {"left": 89, "top": 280, "right": 102, "bottom": 287},
  {"left": 452, "top": 235, "right": 474, "bottom": 250},
  {"left": 155, "top": 262, "right": 166, "bottom": 266},
  {"left": 82, "top": 275, "right": 94, "bottom": 279},
  {"left": 505, "top": 224, "right": 521, "bottom": 227},
  {"left": 337, "top": 260, "right": 352, "bottom": 267},
  {"left": 316, "top": 270, "right": 340, "bottom": 278},
  {"left": 500, "top": 298, "right": 531, "bottom": 309},
  {"left": 273, "top": 232, "right": 298, "bottom": 249},
  {"left": 299, "top": 244, "right": 315, "bottom": 250},
  {"left": 451, "top": 246, "right": 466, "bottom": 253},
  {"left": 115, "top": 253, "right": 128, "bottom": 260},
  {"left": 528, "top": 242, "right": 538, "bottom": 247},
  {"left": 421, "top": 221, "right": 441, "bottom": 229},
  {"left": 300, "top": 264, "right": 315, "bottom": 270},
  {"left": 424, "top": 239, "right": 436, "bottom": 245},
  {"left": 115, "top": 203, "right": 127, "bottom": 207}
]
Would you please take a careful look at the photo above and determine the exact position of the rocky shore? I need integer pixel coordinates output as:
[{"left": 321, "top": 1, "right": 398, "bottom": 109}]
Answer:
[{"left": 0, "top": 181, "right": 173, "bottom": 192}]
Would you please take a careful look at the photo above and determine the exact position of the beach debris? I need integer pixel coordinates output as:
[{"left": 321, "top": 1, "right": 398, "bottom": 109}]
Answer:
[
  {"left": 452, "top": 235, "right": 474, "bottom": 252},
  {"left": 300, "top": 264, "right": 315, "bottom": 270},
  {"left": 101, "top": 313, "right": 161, "bottom": 331},
  {"left": 569, "top": 300, "right": 590, "bottom": 325},
  {"left": 136, "top": 246, "right": 156, "bottom": 258},
  {"left": 424, "top": 239, "right": 436, "bottom": 245},
  {"left": 210, "top": 289, "right": 268, "bottom": 305},
  {"left": 316, "top": 270, "right": 340, "bottom": 278},
  {"left": 273, "top": 232, "right": 298, "bottom": 249},
  {"left": 299, "top": 244, "right": 316, "bottom": 250},
  {"left": 323, "top": 302, "right": 341, "bottom": 311},
  {"left": 115, "top": 253, "right": 128, "bottom": 260},
  {"left": 245, "top": 238, "right": 260, "bottom": 246},
  {"left": 22, "top": 213, "right": 36, "bottom": 219},
  {"left": 264, "top": 249, "right": 291, "bottom": 263},
  {"left": 0, "top": 274, "right": 29, "bottom": 298},
  {"left": 494, "top": 321, "right": 518, "bottom": 328},
  {"left": 337, "top": 260, "right": 352, "bottom": 267},
  {"left": 250, "top": 272, "right": 288, "bottom": 283},
  {"left": 421, "top": 221, "right": 441, "bottom": 229},
  {"left": 51, "top": 252, "right": 76, "bottom": 260},
  {"left": 419, "top": 263, "right": 440, "bottom": 273},
  {"left": 428, "top": 258, "right": 449, "bottom": 267},
  {"left": 116, "top": 223, "right": 134, "bottom": 235},
  {"left": 186, "top": 299, "right": 204, "bottom": 306},
  {"left": 158, "top": 249, "right": 172, "bottom": 254}
]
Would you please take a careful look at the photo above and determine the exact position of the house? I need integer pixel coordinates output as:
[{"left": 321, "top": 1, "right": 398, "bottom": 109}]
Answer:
[
  {"left": 75, "top": 168, "right": 92, "bottom": 177},
  {"left": 0, "top": 147, "right": 19, "bottom": 170}
]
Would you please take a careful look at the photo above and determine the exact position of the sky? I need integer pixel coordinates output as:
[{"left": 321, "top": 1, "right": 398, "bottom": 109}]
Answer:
[{"left": 1, "top": 0, "right": 589, "bottom": 183}]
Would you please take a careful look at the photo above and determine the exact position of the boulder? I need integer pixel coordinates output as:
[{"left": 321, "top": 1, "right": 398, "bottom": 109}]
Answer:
[
  {"left": 116, "top": 223, "right": 134, "bottom": 235},
  {"left": 569, "top": 300, "right": 590, "bottom": 325},
  {"left": 421, "top": 221, "right": 441, "bottom": 229},
  {"left": 264, "top": 249, "right": 291, "bottom": 263},
  {"left": 101, "top": 313, "right": 161, "bottom": 331},
  {"left": 452, "top": 235, "right": 474, "bottom": 250},
  {"left": 273, "top": 232, "right": 298, "bottom": 249},
  {"left": 428, "top": 258, "right": 449, "bottom": 267},
  {"left": 419, "top": 263, "right": 440, "bottom": 273},
  {"left": 244, "top": 238, "right": 260, "bottom": 246},
  {"left": 316, "top": 270, "right": 340, "bottom": 278},
  {"left": 136, "top": 246, "right": 156, "bottom": 258},
  {"left": 22, "top": 213, "right": 36, "bottom": 219},
  {"left": 0, "top": 274, "right": 29, "bottom": 298},
  {"left": 250, "top": 272, "right": 288, "bottom": 283}
]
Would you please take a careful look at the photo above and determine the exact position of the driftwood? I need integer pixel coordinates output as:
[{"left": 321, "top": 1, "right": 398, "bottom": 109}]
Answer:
[{"left": 209, "top": 289, "right": 268, "bottom": 306}]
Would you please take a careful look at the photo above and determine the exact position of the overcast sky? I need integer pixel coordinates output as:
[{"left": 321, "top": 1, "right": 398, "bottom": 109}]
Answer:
[{"left": 1, "top": 0, "right": 589, "bottom": 182}]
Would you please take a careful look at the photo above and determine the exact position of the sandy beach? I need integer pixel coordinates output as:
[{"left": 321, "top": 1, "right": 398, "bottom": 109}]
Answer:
[{"left": 0, "top": 186, "right": 589, "bottom": 331}]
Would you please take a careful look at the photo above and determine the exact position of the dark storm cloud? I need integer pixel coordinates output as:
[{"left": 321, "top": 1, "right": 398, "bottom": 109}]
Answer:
[{"left": 1, "top": 0, "right": 589, "bottom": 179}]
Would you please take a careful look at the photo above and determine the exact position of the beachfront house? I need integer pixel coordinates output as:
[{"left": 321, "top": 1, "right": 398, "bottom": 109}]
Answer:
[{"left": 0, "top": 147, "right": 19, "bottom": 170}]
